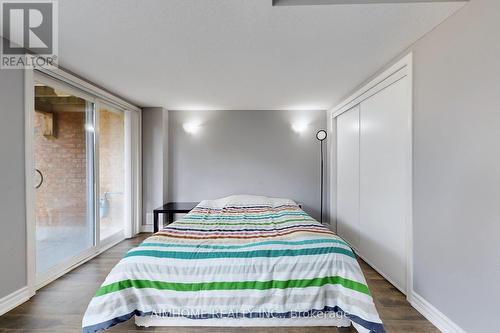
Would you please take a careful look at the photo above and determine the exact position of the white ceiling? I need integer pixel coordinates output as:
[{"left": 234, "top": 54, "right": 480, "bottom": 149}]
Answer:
[{"left": 57, "top": 0, "right": 465, "bottom": 110}]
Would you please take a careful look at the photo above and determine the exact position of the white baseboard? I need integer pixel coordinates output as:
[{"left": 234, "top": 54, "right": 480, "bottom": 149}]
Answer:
[
  {"left": 408, "top": 291, "right": 466, "bottom": 333},
  {"left": 0, "top": 286, "right": 32, "bottom": 316},
  {"left": 146, "top": 212, "right": 153, "bottom": 226},
  {"left": 140, "top": 224, "right": 153, "bottom": 233}
]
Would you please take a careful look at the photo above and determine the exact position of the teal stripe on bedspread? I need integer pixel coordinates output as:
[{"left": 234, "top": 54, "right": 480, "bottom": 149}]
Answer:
[{"left": 126, "top": 246, "right": 356, "bottom": 260}]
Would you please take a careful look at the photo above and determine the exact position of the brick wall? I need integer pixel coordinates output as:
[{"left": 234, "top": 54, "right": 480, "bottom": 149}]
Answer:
[
  {"left": 99, "top": 109, "right": 125, "bottom": 233},
  {"left": 35, "top": 111, "right": 87, "bottom": 226},
  {"left": 34, "top": 108, "right": 125, "bottom": 231}
]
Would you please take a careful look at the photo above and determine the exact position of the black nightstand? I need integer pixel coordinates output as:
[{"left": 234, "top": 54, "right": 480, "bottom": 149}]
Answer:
[{"left": 153, "top": 202, "right": 199, "bottom": 233}]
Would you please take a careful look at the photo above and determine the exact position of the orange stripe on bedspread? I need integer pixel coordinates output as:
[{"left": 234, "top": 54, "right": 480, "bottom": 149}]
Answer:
[{"left": 155, "top": 228, "right": 335, "bottom": 240}]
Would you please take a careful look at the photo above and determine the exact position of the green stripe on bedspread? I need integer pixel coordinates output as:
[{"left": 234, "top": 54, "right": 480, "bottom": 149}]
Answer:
[
  {"left": 95, "top": 275, "right": 371, "bottom": 297},
  {"left": 82, "top": 200, "right": 385, "bottom": 333}
]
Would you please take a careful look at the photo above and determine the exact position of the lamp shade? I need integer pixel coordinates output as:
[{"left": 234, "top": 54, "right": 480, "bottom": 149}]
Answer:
[{"left": 316, "top": 130, "right": 327, "bottom": 141}]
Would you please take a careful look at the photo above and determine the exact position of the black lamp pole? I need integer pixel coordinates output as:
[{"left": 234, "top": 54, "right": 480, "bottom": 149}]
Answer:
[{"left": 316, "top": 130, "right": 327, "bottom": 224}]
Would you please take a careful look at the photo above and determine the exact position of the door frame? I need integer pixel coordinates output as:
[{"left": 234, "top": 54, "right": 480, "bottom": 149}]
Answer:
[
  {"left": 328, "top": 53, "right": 413, "bottom": 296},
  {"left": 24, "top": 67, "right": 142, "bottom": 293}
]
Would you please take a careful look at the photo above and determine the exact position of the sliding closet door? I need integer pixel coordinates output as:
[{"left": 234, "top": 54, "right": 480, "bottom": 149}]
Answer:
[
  {"left": 336, "top": 105, "right": 360, "bottom": 249},
  {"left": 359, "top": 77, "right": 410, "bottom": 292}
]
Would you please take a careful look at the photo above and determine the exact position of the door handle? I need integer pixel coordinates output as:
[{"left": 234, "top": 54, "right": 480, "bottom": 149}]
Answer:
[{"left": 35, "top": 169, "right": 44, "bottom": 189}]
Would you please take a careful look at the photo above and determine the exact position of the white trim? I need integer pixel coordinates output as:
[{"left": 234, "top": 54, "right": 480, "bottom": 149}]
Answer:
[
  {"left": 408, "top": 292, "right": 466, "bottom": 333},
  {"left": 405, "top": 53, "right": 414, "bottom": 300},
  {"left": 124, "top": 110, "right": 133, "bottom": 238},
  {"left": 329, "top": 53, "right": 413, "bottom": 296},
  {"left": 331, "top": 55, "right": 410, "bottom": 118},
  {"left": 94, "top": 100, "right": 101, "bottom": 245},
  {"left": 133, "top": 109, "right": 143, "bottom": 236},
  {"left": 24, "top": 68, "right": 36, "bottom": 298},
  {"left": 140, "top": 224, "right": 153, "bottom": 233},
  {"left": 0, "top": 287, "right": 31, "bottom": 317},
  {"left": 326, "top": 109, "right": 337, "bottom": 232}
]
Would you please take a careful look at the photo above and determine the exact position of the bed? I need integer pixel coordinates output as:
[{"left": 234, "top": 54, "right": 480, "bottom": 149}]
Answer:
[{"left": 82, "top": 195, "right": 384, "bottom": 333}]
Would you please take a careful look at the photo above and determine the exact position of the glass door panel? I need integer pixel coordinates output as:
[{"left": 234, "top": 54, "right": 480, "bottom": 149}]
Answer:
[
  {"left": 98, "top": 105, "right": 125, "bottom": 241},
  {"left": 34, "top": 82, "right": 95, "bottom": 276}
]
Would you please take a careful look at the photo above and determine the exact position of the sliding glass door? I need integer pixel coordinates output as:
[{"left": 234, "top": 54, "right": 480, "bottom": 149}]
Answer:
[
  {"left": 32, "top": 72, "right": 138, "bottom": 287},
  {"left": 98, "top": 104, "right": 126, "bottom": 241},
  {"left": 34, "top": 80, "right": 96, "bottom": 280}
]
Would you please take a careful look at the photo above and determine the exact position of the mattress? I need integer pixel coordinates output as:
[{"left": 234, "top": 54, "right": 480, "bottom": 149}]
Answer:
[{"left": 82, "top": 195, "right": 384, "bottom": 333}]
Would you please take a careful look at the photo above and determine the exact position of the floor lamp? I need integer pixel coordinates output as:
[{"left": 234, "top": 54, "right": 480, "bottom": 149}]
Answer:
[{"left": 316, "top": 130, "right": 327, "bottom": 223}]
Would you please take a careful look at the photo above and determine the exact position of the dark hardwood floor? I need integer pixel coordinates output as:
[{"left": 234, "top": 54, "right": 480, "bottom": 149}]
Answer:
[{"left": 0, "top": 234, "right": 438, "bottom": 333}]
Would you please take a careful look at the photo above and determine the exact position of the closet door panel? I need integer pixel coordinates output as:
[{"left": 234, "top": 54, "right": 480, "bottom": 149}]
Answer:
[
  {"left": 336, "top": 105, "right": 360, "bottom": 249},
  {"left": 359, "top": 78, "right": 409, "bottom": 292}
]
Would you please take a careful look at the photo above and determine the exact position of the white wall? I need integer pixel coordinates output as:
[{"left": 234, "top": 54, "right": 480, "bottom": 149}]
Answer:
[
  {"left": 339, "top": 1, "right": 499, "bottom": 331},
  {"left": 168, "top": 110, "right": 327, "bottom": 221},
  {"left": 141, "top": 107, "right": 168, "bottom": 226},
  {"left": 0, "top": 67, "right": 27, "bottom": 298},
  {"left": 411, "top": 0, "right": 500, "bottom": 331}
]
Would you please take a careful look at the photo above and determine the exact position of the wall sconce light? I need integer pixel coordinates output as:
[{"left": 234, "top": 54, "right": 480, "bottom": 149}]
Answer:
[
  {"left": 183, "top": 122, "right": 201, "bottom": 134},
  {"left": 291, "top": 121, "right": 309, "bottom": 133}
]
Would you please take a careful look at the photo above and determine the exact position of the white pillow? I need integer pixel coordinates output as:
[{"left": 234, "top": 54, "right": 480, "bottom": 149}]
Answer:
[{"left": 199, "top": 194, "right": 297, "bottom": 209}]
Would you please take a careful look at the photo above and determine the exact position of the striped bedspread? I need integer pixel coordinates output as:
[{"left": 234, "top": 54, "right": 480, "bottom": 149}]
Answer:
[{"left": 82, "top": 195, "right": 384, "bottom": 333}]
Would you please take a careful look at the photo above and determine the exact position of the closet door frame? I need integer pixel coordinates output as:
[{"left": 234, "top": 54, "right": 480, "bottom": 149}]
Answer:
[{"left": 329, "top": 53, "right": 413, "bottom": 296}]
